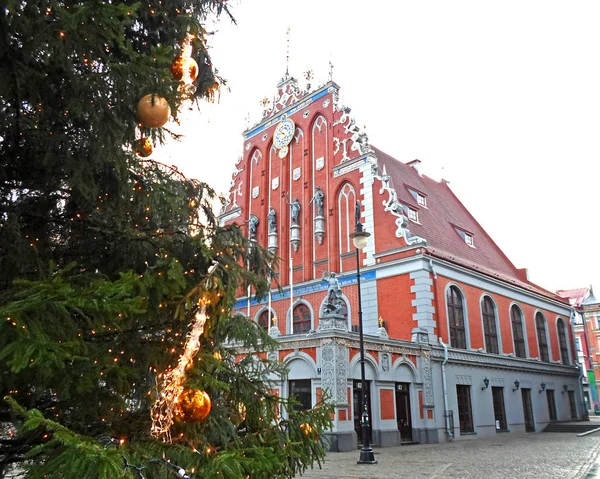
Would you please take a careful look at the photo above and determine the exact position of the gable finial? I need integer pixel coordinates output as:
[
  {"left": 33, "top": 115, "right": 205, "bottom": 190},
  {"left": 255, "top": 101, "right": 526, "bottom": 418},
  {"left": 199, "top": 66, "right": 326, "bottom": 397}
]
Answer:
[
  {"left": 328, "top": 60, "right": 334, "bottom": 82},
  {"left": 286, "top": 27, "right": 291, "bottom": 76}
]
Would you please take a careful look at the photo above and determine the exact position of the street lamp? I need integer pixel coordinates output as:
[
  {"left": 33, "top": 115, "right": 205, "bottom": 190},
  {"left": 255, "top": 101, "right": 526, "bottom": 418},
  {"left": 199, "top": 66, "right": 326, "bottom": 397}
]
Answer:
[{"left": 349, "top": 201, "right": 376, "bottom": 465}]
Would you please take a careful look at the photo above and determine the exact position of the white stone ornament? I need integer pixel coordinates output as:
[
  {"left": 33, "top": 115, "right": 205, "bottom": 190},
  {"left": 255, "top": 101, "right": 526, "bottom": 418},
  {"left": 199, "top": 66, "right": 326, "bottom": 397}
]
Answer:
[
  {"left": 252, "top": 186, "right": 259, "bottom": 198},
  {"left": 323, "top": 98, "right": 330, "bottom": 108},
  {"left": 316, "top": 157, "right": 324, "bottom": 171},
  {"left": 272, "top": 177, "right": 279, "bottom": 190},
  {"left": 293, "top": 167, "right": 301, "bottom": 181}
]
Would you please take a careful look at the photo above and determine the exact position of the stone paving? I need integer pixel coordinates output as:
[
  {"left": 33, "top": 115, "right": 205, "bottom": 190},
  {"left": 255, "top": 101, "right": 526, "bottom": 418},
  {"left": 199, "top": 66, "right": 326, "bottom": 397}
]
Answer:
[{"left": 300, "top": 432, "right": 600, "bottom": 479}]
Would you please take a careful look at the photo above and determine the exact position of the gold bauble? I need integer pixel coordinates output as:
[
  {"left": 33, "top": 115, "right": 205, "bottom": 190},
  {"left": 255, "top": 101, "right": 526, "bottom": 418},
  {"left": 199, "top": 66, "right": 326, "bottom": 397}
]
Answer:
[
  {"left": 231, "top": 402, "right": 247, "bottom": 425},
  {"left": 178, "top": 389, "right": 211, "bottom": 422},
  {"left": 171, "top": 56, "right": 199, "bottom": 84},
  {"left": 136, "top": 94, "right": 171, "bottom": 128},
  {"left": 134, "top": 137, "right": 153, "bottom": 157},
  {"left": 300, "top": 422, "right": 318, "bottom": 441},
  {"left": 207, "top": 80, "right": 220, "bottom": 103}
]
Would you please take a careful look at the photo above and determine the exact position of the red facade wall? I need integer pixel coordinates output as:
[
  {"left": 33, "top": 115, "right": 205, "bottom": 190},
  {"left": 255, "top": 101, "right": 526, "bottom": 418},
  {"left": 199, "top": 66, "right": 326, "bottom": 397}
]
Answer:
[
  {"left": 377, "top": 274, "right": 415, "bottom": 340},
  {"left": 380, "top": 389, "right": 395, "bottom": 420},
  {"left": 435, "top": 275, "right": 567, "bottom": 360}
]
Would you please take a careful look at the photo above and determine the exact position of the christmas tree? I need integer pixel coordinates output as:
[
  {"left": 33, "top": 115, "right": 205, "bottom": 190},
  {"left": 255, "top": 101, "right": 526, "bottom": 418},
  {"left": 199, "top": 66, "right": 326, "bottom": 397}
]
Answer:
[{"left": 0, "top": 1, "right": 333, "bottom": 477}]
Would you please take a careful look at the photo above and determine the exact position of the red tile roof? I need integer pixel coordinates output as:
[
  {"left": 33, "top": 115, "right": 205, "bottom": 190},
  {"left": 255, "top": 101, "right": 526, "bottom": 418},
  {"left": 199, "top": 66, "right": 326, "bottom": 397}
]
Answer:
[
  {"left": 556, "top": 288, "right": 590, "bottom": 307},
  {"left": 372, "top": 147, "right": 566, "bottom": 303}
]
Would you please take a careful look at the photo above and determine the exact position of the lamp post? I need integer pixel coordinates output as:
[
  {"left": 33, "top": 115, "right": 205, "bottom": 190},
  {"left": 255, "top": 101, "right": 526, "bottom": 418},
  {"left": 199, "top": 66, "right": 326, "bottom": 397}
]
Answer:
[{"left": 349, "top": 202, "right": 376, "bottom": 465}]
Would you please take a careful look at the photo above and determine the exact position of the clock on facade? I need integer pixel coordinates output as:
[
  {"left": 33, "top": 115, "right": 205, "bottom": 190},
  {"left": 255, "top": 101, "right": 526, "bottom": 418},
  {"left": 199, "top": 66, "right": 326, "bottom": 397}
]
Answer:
[{"left": 273, "top": 118, "right": 295, "bottom": 150}]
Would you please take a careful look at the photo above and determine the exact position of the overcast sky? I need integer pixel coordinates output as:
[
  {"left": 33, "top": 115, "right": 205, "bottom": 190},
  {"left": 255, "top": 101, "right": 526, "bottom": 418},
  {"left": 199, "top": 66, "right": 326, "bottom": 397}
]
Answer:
[{"left": 161, "top": 0, "right": 600, "bottom": 295}]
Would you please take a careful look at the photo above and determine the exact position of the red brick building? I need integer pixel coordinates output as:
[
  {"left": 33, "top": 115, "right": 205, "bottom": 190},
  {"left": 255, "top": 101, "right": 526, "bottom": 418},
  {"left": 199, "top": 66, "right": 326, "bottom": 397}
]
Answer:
[{"left": 219, "top": 74, "right": 582, "bottom": 450}]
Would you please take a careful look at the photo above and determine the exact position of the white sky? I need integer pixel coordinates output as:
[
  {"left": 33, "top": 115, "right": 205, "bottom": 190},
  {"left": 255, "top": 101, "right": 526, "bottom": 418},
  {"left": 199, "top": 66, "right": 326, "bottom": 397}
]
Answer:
[{"left": 161, "top": 0, "right": 600, "bottom": 295}]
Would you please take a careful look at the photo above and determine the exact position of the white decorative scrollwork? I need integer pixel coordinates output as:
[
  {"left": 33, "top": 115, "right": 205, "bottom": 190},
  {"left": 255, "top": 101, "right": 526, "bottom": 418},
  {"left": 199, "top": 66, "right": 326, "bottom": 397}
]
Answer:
[
  {"left": 262, "top": 74, "right": 307, "bottom": 119},
  {"left": 376, "top": 164, "right": 426, "bottom": 245}
]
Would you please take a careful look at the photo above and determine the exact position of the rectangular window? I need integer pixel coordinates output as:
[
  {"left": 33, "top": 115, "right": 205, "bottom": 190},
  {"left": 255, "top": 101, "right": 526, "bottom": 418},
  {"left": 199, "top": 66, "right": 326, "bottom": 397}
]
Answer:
[
  {"left": 465, "top": 234, "right": 474, "bottom": 246},
  {"left": 491, "top": 387, "right": 507, "bottom": 430},
  {"left": 408, "top": 208, "right": 418, "bottom": 222},
  {"left": 289, "top": 379, "right": 312, "bottom": 411},
  {"left": 417, "top": 193, "right": 426, "bottom": 207},
  {"left": 456, "top": 385, "right": 474, "bottom": 433},
  {"left": 546, "top": 390, "right": 557, "bottom": 421}
]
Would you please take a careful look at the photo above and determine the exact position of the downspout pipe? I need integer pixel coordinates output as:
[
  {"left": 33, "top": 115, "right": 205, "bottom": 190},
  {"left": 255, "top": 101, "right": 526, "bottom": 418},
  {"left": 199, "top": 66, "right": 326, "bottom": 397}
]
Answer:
[{"left": 439, "top": 338, "right": 453, "bottom": 440}]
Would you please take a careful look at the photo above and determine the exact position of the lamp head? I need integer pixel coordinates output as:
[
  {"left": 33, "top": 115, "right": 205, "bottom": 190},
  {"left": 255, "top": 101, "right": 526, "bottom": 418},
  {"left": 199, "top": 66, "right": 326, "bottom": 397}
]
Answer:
[
  {"left": 481, "top": 377, "right": 490, "bottom": 390},
  {"left": 513, "top": 380, "right": 520, "bottom": 391},
  {"left": 540, "top": 382, "right": 546, "bottom": 392},
  {"left": 350, "top": 222, "right": 371, "bottom": 250}
]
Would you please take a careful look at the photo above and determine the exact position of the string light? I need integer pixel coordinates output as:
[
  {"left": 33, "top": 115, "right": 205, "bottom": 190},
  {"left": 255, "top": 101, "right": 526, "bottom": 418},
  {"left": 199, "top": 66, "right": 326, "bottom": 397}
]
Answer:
[{"left": 151, "top": 303, "right": 207, "bottom": 441}]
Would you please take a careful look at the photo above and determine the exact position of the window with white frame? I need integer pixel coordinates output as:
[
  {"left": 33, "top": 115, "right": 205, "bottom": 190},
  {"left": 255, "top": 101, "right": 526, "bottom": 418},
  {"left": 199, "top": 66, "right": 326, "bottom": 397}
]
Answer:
[
  {"left": 465, "top": 233, "right": 474, "bottom": 247},
  {"left": 408, "top": 208, "right": 418, "bottom": 222},
  {"left": 417, "top": 193, "right": 427, "bottom": 207}
]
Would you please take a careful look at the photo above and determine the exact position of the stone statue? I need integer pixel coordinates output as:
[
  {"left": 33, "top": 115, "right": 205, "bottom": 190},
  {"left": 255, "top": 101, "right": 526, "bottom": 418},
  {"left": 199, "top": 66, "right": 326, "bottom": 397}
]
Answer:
[
  {"left": 267, "top": 206, "right": 277, "bottom": 233},
  {"left": 246, "top": 214, "right": 259, "bottom": 239},
  {"left": 309, "top": 186, "right": 325, "bottom": 217},
  {"left": 287, "top": 197, "right": 301, "bottom": 225},
  {"left": 322, "top": 272, "right": 347, "bottom": 316}
]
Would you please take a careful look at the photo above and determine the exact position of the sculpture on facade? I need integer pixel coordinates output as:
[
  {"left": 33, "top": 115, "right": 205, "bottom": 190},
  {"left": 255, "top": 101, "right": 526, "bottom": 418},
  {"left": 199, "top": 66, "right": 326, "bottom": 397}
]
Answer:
[
  {"left": 267, "top": 206, "right": 277, "bottom": 233},
  {"left": 321, "top": 272, "right": 347, "bottom": 317},
  {"left": 309, "top": 186, "right": 325, "bottom": 218},
  {"left": 287, "top": 197, "right": 301, "bottom": 225},
  {"left": 246, "top": 214, "right": 259, "bottom": 239}
]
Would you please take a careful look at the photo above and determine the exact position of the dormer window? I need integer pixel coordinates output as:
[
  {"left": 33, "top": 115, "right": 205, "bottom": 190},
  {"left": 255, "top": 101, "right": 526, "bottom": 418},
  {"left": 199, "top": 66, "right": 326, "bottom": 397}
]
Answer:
[
  {"left": 406, "top": 186, "right": 427, "bottom": 208},
  {"left": 465, "top": 233, "right": 474, "bottom": 247},
  {"left": 454, "top": 225, "right": 475, "bottom": 247},
  {"left": 408, "top": 208, "right": 419, "bottom": 222}
]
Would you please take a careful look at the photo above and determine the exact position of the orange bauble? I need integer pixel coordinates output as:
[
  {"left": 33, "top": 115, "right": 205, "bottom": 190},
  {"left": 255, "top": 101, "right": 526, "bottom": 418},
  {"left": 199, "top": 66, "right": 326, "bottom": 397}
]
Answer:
[
  {"left": 171, "top": 56, "right": 199, "bottom": 84},
  {"left": 136, "top": 94, "right": 171, "bottom": 128},
  {"left": 300, "top": 422, "right": 318, "bottom": 441},
  {"left": 178, "top": 389, "right": 211, "bottom": 422},
  {"left": 134, "top": 138, "right": 153, "bottom": 157}
]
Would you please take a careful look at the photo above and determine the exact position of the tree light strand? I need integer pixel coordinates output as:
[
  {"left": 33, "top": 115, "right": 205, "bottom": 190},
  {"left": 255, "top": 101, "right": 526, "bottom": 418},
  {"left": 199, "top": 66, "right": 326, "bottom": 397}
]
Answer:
[{"left": 151, "top": 304, "right": 207, "bottom": 441}]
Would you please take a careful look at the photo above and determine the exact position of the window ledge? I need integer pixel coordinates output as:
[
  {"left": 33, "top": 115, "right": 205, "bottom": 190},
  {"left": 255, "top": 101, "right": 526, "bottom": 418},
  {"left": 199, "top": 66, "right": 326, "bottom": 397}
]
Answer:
[
  {"left": 459, "top": 431, "right": 477, "bottom": 436},
  {"left": 495, "top": 429, "right": 510, "bottom": 433}
]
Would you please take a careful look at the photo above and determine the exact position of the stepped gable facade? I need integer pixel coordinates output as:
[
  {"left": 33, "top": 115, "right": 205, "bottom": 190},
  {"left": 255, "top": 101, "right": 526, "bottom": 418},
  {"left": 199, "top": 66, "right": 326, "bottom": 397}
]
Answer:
[{"left": 219, "top": 75, "right": 582, "bottom": 451}]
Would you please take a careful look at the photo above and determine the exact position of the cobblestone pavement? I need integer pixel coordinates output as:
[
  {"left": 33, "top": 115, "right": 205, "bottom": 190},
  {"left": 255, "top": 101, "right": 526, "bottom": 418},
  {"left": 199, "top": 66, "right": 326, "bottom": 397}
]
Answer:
[{"left": 300, "top": 432, "right": 600, "bottom": 479}]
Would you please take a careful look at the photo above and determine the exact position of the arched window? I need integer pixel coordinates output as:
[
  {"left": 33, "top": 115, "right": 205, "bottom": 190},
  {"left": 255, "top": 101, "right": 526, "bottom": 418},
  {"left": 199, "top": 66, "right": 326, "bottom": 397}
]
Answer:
[
  {"left": 535, "top": 313, "right": 550, "bottom": 362},
  {"left": 292, "top": 303, "right": 311, "bottom": 334},
  {"left": 482, "top": 296, "right": 499, "bottom": 354},
  {"left": 338, "top": 183, "right": 356, "bottom": 255},
  {"left": 511, "top": 305, "right": 526, "bottom": 358},
  {"left": 447, "top": 286, "right": 466, "bottom": 349},
  {"left": 557, "top": 319, "right": 569, "bottom": 365},
  {"left": 258, "top": 310, "right": 271, "bottom": 331}
]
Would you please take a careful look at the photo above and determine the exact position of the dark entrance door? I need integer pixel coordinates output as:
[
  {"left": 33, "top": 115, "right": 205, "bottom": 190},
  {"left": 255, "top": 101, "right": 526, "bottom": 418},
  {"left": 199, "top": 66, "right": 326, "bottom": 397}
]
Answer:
[
  {"left": 395, "top": 382, "right": 413, "bottom": 441},
  {"left": 353, "top": 380, "right": 373, "bottom": 444},
  {"left": 521, "top": 388, "right": 535, "bottom": 432},
  {"left": 546, "top": 390, "right": 557, "bottom": 421},
  {"left": 568, "top": 391, "right": 577, "bottom": 419}
]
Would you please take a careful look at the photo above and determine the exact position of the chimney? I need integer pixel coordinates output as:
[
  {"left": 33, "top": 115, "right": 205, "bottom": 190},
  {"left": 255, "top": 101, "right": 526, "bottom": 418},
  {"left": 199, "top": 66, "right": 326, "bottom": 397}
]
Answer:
[{"left": 406, "top": 159, "right": 421, "bottom": 173}]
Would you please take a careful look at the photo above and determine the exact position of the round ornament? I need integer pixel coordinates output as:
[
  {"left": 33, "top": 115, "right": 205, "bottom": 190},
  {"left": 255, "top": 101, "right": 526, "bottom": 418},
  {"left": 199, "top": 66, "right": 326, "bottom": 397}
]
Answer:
[
  {"left": 231, "top": 402, "right": 247, "bottom": 425},
  {"left": 134, "top": 138, "right": 153, "bottom": 157},
  {"left": 171, "top": 56, "right": 199, "bottom": 84},
  {"left": 207, "top": 80, "right": 220, "bottom": 102},
  {"left": 278, "top": 145, "right": 289, "bottom": 159},
  {"left": 300, "top": 422, "right": 318, "bottom": 441},
  {"left": 178, "top": 388, "right": 211, "bottom": 422},
  {"left": 136, "top": 94, "right": 171, "bottom": 128}
]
